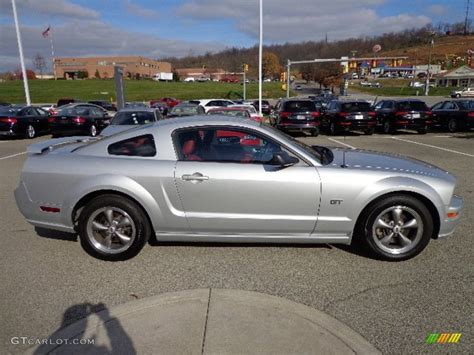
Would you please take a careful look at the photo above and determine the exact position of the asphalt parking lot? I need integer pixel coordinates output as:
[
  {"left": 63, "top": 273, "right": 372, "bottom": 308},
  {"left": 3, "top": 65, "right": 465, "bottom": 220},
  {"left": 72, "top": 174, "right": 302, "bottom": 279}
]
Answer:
[{"left": 1, "top": 131, "right": 472, "bottom": 354}]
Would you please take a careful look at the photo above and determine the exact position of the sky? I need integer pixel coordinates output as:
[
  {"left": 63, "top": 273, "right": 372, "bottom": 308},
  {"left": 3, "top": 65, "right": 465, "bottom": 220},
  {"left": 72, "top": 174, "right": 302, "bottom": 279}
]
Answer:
[{"left": 0, "top": 0, "right": 469, "bottom": 71}]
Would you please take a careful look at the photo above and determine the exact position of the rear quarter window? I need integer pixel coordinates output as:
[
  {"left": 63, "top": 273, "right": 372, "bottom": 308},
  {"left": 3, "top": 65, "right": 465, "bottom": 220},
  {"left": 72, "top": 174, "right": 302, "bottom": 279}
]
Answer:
[{"left": 107, "top": 134, "right": 156, "bottom": 157}]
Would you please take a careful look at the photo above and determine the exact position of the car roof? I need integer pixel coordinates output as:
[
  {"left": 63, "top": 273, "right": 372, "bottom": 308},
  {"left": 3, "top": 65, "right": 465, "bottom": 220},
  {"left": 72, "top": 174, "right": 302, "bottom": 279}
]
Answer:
[
  {"left": 151, "top": 115, "right": 259, "bottom": 129},
  {"left": 118, "top": 108, "right": 158, "bottom": 113},
  {"left": 208, "top": 107, "right": 247, "bottom": 111}
]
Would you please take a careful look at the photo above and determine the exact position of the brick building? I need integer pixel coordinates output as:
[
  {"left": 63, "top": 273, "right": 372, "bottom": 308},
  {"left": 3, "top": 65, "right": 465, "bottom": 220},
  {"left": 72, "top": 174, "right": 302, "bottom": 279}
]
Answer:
[{"left": 54, "top": 56, "right": 172, "bottom": 79}]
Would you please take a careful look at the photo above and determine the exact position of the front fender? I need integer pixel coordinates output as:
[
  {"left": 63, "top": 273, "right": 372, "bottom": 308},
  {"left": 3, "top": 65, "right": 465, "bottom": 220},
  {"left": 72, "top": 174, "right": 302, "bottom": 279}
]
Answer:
[{"left": 60, "top": 174, "right": 162, "bottom": 230}]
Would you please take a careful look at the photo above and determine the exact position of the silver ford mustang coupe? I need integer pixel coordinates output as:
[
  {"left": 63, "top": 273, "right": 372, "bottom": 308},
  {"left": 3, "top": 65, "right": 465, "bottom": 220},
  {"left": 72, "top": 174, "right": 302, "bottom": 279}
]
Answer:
[{"left": 15, "top": 116, "right": 463, "bottom": 261}]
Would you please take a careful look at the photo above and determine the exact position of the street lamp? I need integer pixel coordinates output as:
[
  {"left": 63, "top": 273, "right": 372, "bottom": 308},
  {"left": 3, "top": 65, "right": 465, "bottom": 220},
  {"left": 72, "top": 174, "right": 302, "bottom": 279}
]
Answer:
[
  {"left": 258, "top": 0, "right": 263, "bottom": 115},
  {"left": 425, "top": 36, "right": 435, "bottom": 96}
]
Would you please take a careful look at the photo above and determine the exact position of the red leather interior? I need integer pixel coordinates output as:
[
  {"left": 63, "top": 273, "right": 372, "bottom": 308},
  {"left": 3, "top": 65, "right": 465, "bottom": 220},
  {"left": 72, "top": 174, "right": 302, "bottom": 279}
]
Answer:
[{"left": 182, "top": 140, "right": 201, "bottom": 161}]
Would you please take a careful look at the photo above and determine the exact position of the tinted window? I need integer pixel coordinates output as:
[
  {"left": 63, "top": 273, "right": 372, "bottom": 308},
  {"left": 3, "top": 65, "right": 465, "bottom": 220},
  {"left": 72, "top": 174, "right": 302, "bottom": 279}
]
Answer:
[
  {"left": 381, "top": 101, "right": 394, "bottom": 109},
  {"left": 373, "top": 101, "right": 384, "bottom": 110},
  {"left": 175, "top": 128, "right": 284, "bottom": 164},
  {"left": 458, "top": 100, "right": 474, "bottom": 110},
  {"left": 443, "top": 102, "right": 456, "bottom": 110},
  {"left": 341, "top": 102, "right": 371, "bottom": 112},
  {"left": 0, "top": 107, "right": 16, "bottom": 116},
  {"left": 208, "top": 110, "right": 250, "bottom": 118},
  {"left": 108, "top": 134, "right": 156, "bottom": 157},
  {"left": 283, "top": 101, "right": 316, "bottom": 112},
  {"left": 431, "top": 102, "right": 444, "bottom": 110},
  {"left": 397, "top": 101, "right": 428, "bottom": 111},
  {"left": 112, "top": 111, "right": 156, "bottom": 125},
  {"left": 170, "top": 105, "right": 199, "bottom": 115}
]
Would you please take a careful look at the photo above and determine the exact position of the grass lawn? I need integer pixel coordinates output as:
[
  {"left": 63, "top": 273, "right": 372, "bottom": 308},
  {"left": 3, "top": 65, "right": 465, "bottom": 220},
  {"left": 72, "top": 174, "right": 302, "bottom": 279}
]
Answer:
[{"left": 0, "top": 79, "right": 290, "bottom": 104}]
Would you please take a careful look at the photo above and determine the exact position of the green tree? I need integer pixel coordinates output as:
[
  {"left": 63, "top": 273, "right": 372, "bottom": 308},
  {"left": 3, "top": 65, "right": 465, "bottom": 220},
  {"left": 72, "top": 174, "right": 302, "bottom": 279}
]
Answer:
[{"left": 94, "top": 69, "right": 101, "bottom": 79}]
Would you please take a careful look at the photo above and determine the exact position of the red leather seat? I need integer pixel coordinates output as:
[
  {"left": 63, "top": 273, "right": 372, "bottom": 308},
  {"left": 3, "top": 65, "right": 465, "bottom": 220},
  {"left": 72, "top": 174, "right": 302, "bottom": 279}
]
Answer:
[{"left": 182, "top": 140, "right": 201, "bottom": 161}]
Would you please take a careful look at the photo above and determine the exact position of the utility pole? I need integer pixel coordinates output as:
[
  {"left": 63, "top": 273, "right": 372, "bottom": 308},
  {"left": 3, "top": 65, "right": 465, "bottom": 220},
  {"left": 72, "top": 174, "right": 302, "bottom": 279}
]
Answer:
[
  {"left": 425, "top": 37, "right": 434, "bottom": 96},
  {"left": 286, "top": 59, "right": 290, "bottom": 98},
  {"left": 258, "top": 0, "right": 263, "bottom": 115},
  {"left": 11, "top": 0, "right": 31, "bottom": 105},
  {"left": 465, "top": 0, "right": 471, "bottom": 35}
]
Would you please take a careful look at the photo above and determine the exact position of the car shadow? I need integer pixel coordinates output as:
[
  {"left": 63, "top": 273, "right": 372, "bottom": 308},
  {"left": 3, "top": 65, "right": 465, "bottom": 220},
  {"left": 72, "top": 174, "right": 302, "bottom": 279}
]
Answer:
[
  {"left": 33, "top": 302, "right": 136, "bottom": 355},
  {"left": 35, "top": 227, "right": 78, "bottom": 242}
]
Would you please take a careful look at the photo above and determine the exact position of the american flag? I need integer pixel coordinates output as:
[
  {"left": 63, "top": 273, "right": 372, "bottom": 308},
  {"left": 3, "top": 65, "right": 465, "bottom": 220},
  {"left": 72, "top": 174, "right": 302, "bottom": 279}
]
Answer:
[{"left": 42, "top": 26, "right": 50, "bottom": 38}]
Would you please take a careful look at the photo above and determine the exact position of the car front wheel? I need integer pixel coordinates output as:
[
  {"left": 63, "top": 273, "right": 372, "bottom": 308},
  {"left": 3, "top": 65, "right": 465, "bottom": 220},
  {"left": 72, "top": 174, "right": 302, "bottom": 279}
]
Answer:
[
  {"left": 356, "top": 195, "right": 433, "bottom": 261},
  {"left": 79, "top": 195, "right": 151, "bottom": 261},
  {"left": 89, "top": 124, "right": 98, "bottom": 137},
  {"left": 25, "top": 124, "right": 36, "bottom": 139}
]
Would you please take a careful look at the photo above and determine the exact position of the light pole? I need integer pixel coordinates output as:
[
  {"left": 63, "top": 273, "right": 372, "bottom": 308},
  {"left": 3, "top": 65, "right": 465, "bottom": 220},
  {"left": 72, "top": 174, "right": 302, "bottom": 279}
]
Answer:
[
  {"left": 258, "top": 0, "right": 263, "bottom": 115},
  {"left": 425, "top": 37, "right": 434, "bottom": 96},
  {"left": 11, "top": 0, "right": 31, "bottom": 105}
]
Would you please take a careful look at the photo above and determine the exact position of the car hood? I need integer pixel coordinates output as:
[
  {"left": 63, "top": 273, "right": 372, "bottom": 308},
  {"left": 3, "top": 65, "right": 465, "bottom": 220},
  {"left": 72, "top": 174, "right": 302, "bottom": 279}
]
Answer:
[
  {"left": 100, "top": 125, "right": 136, "bottom": 136},
  {"left": 328, "top": 147, "right": 455, "bottom": 182}
]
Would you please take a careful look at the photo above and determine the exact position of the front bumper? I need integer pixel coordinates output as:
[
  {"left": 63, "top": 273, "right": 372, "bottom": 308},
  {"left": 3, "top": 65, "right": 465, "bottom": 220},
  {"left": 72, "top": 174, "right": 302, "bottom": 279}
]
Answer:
[{"left": 438, "top": 195, "right": 463, "bottom": 238}]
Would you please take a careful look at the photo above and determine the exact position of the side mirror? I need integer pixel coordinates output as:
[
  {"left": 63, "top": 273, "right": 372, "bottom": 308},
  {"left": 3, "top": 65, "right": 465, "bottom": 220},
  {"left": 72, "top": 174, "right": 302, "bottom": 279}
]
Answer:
[{"left": 270, "top": 151, "right": 299, "bottom": 167}]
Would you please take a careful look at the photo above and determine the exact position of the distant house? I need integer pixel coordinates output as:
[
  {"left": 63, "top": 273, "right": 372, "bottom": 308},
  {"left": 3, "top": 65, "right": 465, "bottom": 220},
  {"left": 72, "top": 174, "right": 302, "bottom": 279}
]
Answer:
[
  {"left": 435, "top": 65, "right": 474, "bottom": 87},
  {"left": 175, "top": 68, "right": 227, "bottom": 81}
]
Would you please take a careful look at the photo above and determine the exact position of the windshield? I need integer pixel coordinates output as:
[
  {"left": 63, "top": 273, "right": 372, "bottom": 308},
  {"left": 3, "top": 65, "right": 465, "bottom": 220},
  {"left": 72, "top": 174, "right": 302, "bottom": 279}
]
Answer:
[
  {"left": 171, "top": 105, "right": 198, "bottom": 115},
  {"left": 208, "top": 110, "right": 250, "bottom": 117},
  {"left": 283, "top": 101, "right": 316, "bottom": 112},
  {"left": 57, "top": 106, "right": 90, "bottom": 116},
  {"left": 398, "top": 101, "right": 428, "bottom": 111},
  {"left": 262, "top": 124, "right": 324, "bottom": 163},
  {"left": 341, "top": 102, "right": 371, "bottom": 112},
  {"left": 112, "top": 111, "right": 155, "bottom": 125}
]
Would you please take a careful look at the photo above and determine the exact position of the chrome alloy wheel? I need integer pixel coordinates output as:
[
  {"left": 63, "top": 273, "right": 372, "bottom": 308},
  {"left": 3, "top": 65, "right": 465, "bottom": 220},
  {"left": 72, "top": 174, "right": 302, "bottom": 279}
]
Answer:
[
  {"left": 86, "top": 207, "right": 136, "bottom": 254},
  {"left": 27, "top": 125, "right": 35, "bottom": 138},
  {"left": 371, "top": 205, "right": 423, "bottom": 255}
]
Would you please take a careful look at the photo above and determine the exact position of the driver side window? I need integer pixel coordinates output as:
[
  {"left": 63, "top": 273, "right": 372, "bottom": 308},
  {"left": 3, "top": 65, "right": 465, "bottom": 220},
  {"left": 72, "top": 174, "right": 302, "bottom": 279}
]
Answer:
[{"left": 175, "top": 127, "right": 287, "bottom": 164}]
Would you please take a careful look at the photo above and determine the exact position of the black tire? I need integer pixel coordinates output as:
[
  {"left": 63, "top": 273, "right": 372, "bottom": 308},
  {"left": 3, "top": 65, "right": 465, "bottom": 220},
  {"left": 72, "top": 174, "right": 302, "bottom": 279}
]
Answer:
[
  {"left": 364, "top": 127, "right": 375, "bottom": 135},
  {"left": 79, "top": 194, "right": 151, "bottom": 261},
  {"left": 354, "top": 195, "right": 434, "bottom": 261},
  {"left": 447, "top": 118, "right": 458, "bottom": 133},
  {"left": 89, "top": 124, "right": 98, "bottom": 137},
  {"left": 383, "top": 120, "right": 394, "bottom": 134},
  {"left": 25, "top": 124, "right": 36, "bottom": 139},
  {"left": 310, "top": 127, "right": 320, "bottom": 137},
  {"left": 417, "top": 128, "right": 427, "bottom": 134},
  {"left": 329, "top": 122, "right": 338, "bottom": 135}
]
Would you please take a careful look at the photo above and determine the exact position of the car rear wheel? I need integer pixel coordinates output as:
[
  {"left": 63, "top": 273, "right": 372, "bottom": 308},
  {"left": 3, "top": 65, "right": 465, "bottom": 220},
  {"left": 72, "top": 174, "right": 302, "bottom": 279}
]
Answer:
[
  {"left": 417, "top": 128, "right": 427, "bottom": 134},
  {"left": 329, "top": 122, "right": 337, "bottom": 135},
  {"left": 448, "top": 118, "right": 458, "bottom": 133},
  {"left": 89, "top": 124, "right": 97, "bottom": 137},
  {"left": 364, "top": 127, "right": 375, "bottom": 135},
  {"left": 25, "top": 124, "right": 35, "bottom": 139},
  {"left": 383, "top": 120, "right": 394, "bottom": 134},
  {"left": 310, "top": 127, "right": 319, "bottom": 137},
  {"left": 356, "top": 195, "right": 433, "bottom": 261},
  {"left": 79, "top": 195, "right": 151, "bottom": 261}
]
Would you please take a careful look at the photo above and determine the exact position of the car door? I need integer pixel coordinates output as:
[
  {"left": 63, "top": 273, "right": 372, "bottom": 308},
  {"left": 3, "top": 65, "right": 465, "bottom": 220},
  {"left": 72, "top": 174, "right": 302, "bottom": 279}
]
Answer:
[
  {"left": 32, "top": 107, "right": 50, "bottom": 133},
  {"left": 173, "top": 126, "right": 321, "bottom": 236},
  {"left": 430, "top": 101, "right": 445, "bottom": 126}
]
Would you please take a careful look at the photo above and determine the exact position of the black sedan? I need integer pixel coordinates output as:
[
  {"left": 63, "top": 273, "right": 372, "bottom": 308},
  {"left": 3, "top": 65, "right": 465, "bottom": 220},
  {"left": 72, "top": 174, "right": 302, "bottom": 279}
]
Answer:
[
  {"left": 251, "top": 100, "right": 271, "bottom": 115},
  {"left": 88, "top": 100, "right": 117, "bottom": 112},
  {"left": 321, "top": 100, "right": 377, "bottom": 135},
  {"left": 0, "top": 106, "right": 51, "bottom": 139},
  {"left": 167, "top": 102, "right": 205, "bottom": 118},
  {"left": 49, "top": 103, "right": 110, "bottom": 138},
  {"left": 373, "top": 99, "right": 432, "bottom": 134},
  {"left": 431, "top": 100, "right": 474, "bottom": 132}
]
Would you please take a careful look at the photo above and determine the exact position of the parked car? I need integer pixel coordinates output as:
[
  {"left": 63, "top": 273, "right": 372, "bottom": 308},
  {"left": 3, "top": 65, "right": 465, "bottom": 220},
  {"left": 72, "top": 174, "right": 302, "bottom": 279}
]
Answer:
[
  {"left": 229, "top": 104, "right": 263, "bottom": 122},
  {"left": 158, "top": 97, "right": 181, "bottom": 108},
  {"left": 16, "top": 116, "right": 462, "bottom": 261},
  {"left": 0, "top": 102, "right": 11, "bottom": 106},
  {"left": 183, "top": 77, "right": 195, "bottom": 82},
  {"left": 88, "top": 100, "right": 117, "bottom": 112},
  {"left": 57, "top": 98, "right": 82, "bottom": 107},
  {"left": 0, "top": 105, "right": 51, "bottom": 138},
  {"left": 373, "top": 99, "right": 433, "bottom": 134},
  {"left": 41, "top": 104, "right": 57, "bottom": 114},
  {"left": 149, "top": 102, "right": 169, "bottom": 116},
  {"left": 431, "top": 100, "right": 474, "bottom": 132},
  {"left": 321, "top": 100, "right": 377, "bottom": 135},
  {"left": 167, "top": 102, "right": 205, "bottom": 118},
  {"left": 190, "top": 99, "right": 235, "bottom": 113},
  {"left": 270, "top": 99, "right": 321, "bottom": 136},
  {"left": 450, "top": 87, "right": 474, "bottom": 98},
  {"left": 295, "top": 85, "right": 302, "bottom": 90},
  {"left": 125, "top": 102, "right": 149, "bottom": 109},
  {"left": 207, "top": 107, "right": 251, "bottom": 118},
  {"left": 101, "top": 108, "right": 163, "bottom": 136},
  {"left": 49, "top": 103, "right": 110, "bottom": 137},
  {"left": 251, "top": 100, "right": 271, "bottom": 115}
]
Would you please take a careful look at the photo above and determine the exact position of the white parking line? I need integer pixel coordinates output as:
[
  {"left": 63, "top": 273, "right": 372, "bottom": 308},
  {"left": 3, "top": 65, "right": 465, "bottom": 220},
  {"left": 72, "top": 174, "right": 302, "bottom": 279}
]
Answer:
[
  {"left": 391, "top": 137, "right": 474, "bottom": 158},
  {"left": 0, "top": 152, "right": 26, "bottom": 160},
  {"left": 327, "top": 138, "right": 356, "bottom": 150}
]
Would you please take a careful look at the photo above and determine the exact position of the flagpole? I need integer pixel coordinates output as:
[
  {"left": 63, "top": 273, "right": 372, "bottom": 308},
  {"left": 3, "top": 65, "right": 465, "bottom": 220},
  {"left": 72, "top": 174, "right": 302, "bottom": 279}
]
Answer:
[
  {"left": 11, "top": 0, "right": 31, "bottom": 105},
  {"left": 49, "top": 25, "right": 57, "bottom": 80}
]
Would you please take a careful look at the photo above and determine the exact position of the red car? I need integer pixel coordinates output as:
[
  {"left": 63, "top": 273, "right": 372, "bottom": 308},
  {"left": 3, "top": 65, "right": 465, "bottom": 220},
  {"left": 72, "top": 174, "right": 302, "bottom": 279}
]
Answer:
[{"left": 150, "top": 98, "right": 181, "bottom": 109}]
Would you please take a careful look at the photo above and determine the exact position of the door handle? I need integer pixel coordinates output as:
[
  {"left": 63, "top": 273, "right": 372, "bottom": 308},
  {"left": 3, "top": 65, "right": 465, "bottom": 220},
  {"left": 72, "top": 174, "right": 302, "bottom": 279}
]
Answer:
[{"left": 181, "top": 173, "right": 209, "bottom": 182}]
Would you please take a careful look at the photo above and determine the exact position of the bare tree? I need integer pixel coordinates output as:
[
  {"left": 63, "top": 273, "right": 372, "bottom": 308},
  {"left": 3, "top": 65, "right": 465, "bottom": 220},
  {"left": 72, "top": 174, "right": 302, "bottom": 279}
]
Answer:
[{"left": 33, "top": 53, "right": 46, "bottom": 78}]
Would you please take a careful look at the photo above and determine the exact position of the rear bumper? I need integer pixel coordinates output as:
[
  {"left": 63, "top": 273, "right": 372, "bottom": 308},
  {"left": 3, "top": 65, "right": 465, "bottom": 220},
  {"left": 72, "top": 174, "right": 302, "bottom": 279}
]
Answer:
[
  {"left": 392, "top": 120, "right": 429, "bottom": 129},
  {"left": 438, "top": 195, "right": 463, "bottom": 238},
  {"left": 337, "top": 120, "right": 376, "bottom": 130},
  {"left": 277, "top": 122, "right": 319, "bottom": 132}
]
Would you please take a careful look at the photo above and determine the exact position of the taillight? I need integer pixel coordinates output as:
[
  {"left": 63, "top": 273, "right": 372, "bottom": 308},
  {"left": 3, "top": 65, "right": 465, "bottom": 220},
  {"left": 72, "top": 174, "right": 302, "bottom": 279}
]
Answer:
[
  {"left": 311, "top": 111, "right": 320, "bottom": 118},
  {"left": 395, "top": 111, "right": 408, "bottom": 117},
  {"left": 280, "top": 111, "right": 291, "bottom": 118},
  {"left": 73, "top": 116, "right": 86, "bottom": 124},
  {"left": 0, "top": 117, "right": 17, "bottom": 124},
  {"left": 47, "top": 117, "right": 55, "bottom": 123},
  {"left": 468, "top": 112, "right": 474, "bottom": 118},
  {"left": 425, "top": 111, "right": 433, "bottom": 116},
  {"left": 339, "top": 112, "right": 349, "bottom": 117},
  {"left": 368, "top": 112, "right": 376, "bottom": 117}
]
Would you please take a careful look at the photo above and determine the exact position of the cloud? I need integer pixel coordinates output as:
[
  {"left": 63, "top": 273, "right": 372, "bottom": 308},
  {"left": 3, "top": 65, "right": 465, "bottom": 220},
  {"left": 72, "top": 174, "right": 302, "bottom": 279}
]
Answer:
[
  {"left": 123, "top": 0, "right": 160, "bottom": 19},
  {"left": 0, "top": 21, "right": 225, "bottom": 71},
  {"left": 0, "top": 0, "right": 99, "bottom": 19},
  {"left": 176, "top": 0, "right": 431, "bottom": 42},
  {"left": 428, "top": 4, "right": 446, "bottom": 16}
]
